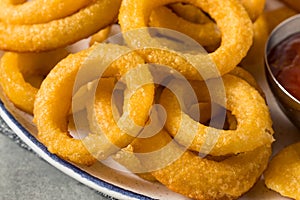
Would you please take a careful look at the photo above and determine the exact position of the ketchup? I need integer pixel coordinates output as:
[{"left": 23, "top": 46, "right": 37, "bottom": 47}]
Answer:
[{"left": 268, "top": 33, "right": 300, "bottom": 101}]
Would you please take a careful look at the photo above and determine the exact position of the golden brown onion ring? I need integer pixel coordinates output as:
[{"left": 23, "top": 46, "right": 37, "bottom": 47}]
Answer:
[
  {"left": 264, "top": 142, "right": 300, "bottom": 200},
  {"left": 0, "top": 0, "right": 92, "bottom": 24},
  {"left": 160, "top": 74, "right": 274, "bottom": 156},
  {"left": 34, "top": 43, "right": 154, "bottom": 165},
  {"left": 116, "top": 130, "right": 271, "bottom": 199},
  {"left": 119, "top": 0, "right": 253, "bottom": 79},
  {"left": 0, "top": 0, "right": 121, "bottom": 52},
  {"left": 34, "top": 49, "right": 97, "bottom": 165},
  {"left": 0, "top": 49, "right": 68, "bottom": 114}
]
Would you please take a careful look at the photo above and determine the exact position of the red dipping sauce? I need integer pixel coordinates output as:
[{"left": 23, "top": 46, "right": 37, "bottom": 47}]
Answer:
[{"left": 268, "top": 33, "right": 300, "bottom": 101}]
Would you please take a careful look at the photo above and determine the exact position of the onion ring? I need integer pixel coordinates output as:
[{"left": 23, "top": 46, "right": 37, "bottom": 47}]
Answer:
[
  {"left": 116, "top": 130, "right": 271, "bottom": 199},
  {"left": 34, "top": 49, "right": 97, "bottom": 165},
  {"left": 0, "top": 0, "right": 121, "bottom": 52},
  {"left": 264, "top": 142, "right": 300, "bottom": 199},
  {"left": 151, "top": 131, "right": 271, "bottom": 200},
  {"left": 0, "top": 49, "right": 69, "bottom": 114},
  {"left": 160, "top": 74, "right": 274, "bottom": 156},
  {"left": 119, "top": 0, "right": 253, "bottom": 79},
  {"left": 34, "top": 43, "right": 154, "bottom": 165},
  {"left": 0, "top": 0, "right": 92, "bottom": 24}
]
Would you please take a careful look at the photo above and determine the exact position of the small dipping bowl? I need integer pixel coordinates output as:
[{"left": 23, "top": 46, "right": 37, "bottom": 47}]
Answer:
[{"left": 265, "top": 14, "right": 300, "bottom": 129}]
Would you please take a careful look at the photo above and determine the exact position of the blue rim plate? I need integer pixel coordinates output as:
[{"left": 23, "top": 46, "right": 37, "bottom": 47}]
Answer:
[{"left": 0, "top": 100, "right": 157, "bottom": 200}]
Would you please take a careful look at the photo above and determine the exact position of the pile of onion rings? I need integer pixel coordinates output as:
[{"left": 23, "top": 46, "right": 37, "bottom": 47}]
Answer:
[
  {"left": 0, "top": 0, "right": 121, "bottom": 52},
  {"left": 0, "top": 49, "right": 68, "bottom": 114},
  {"left": 2, "top": 0, "right": 295, "bottom": 199}
]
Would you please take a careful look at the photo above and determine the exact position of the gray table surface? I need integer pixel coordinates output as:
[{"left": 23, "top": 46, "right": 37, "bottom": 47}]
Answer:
[{"left": 0, "top": 116, "right": 113, "bottom": 200}]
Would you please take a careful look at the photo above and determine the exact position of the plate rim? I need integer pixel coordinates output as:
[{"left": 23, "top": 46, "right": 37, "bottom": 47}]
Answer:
[{"left": 0, "top": 100, "right": 157, "bottom": 200}]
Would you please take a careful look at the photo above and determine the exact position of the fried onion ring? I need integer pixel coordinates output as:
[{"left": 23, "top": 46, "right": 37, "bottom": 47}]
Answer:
[
  {"left": 119, "top": 0, "right": 253, "bottom": 79},
  {"left": 160, "top": 74, "right": 274, "bottom": 156},
  {"left": 34, "top": 43, "right": 154, "bottom": 165},
  {"left": 34, "top": 49, "right": 97, "bottom": 165},
  {"left": 0, "top": 49, "right": 68, "bottom": 114},
  {"left": 264, "top": 142, "right": 300, "bottom": 200},
  {"left": 0, "top": 0, "right": 121, "bottom": 52},
  {"left": 0, "top": 0, "right": 92, "bottom": 24},
  {"left": 116, "top": 130, "right": 271, "bottom": 200}
]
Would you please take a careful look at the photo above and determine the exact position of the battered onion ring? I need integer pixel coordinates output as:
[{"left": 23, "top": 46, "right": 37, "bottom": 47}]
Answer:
[
  {"left": 0, "top": 0, "right": 121, "bottom": 52},
  {"left": 160, "top": 74, "right": 274, "bottom": 156},
  {"left": 0, "top": 0, "right": 92, "bottom": 24},
  {"left": 151, "top": 132, "right": 271, "bottom": 200},
  {"left": 149, "top": 6, "right": 221, "bottom": 47},
  {"left": 116, "top": 130, "right": 271, "bottom": 199},
  {"left": 34, "top": 49, "right": 96, "bottom": 165},
  {"left": 34, "top": 43, "right": 154, "bottom": 165},
  {"left": 83, "top": 65, "right": 154, "bottom": 159},
  {"left": 264, "top": 142, "right": 300, "bottom": 200},
  {"left": 119, "top": 0, "right": 253, "bottom": 79},
  {"left": 0, "top": 49, "right": 68, "bottom": 114}
]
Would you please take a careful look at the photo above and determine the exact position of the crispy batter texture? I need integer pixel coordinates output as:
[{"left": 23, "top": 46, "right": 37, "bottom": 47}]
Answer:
[
  {"left": 0, "top": 49, "right": 68, "bottom": 114},
  {"left": 0, "top": 0, "right": 121, "bottom": 52},
  {"left": 229, "top": 66, "right": 264, "bottom": 97},
  {"left": 160, "top": 74, "right": 274, "bottom": 156},
  {"left": 119, "top": 0, "right": 253, "bottom": 79},
  {"left": 34, "top": 43, "right": 154, "bottom": 165},
  {"left": 0, "top": 0, "right": 92, "bottom": 24},
  {"left": 84, "top": 44, "right": 154, "bottom": 159},
  {"left": 34, "top": 48, "right": 97, "bottom": 165},
  {"left": 117, "top": 130, "right": 271, "bottom": 200},
  {"left": 264, "top": 142, "right": 300, "bottom": 200}
]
